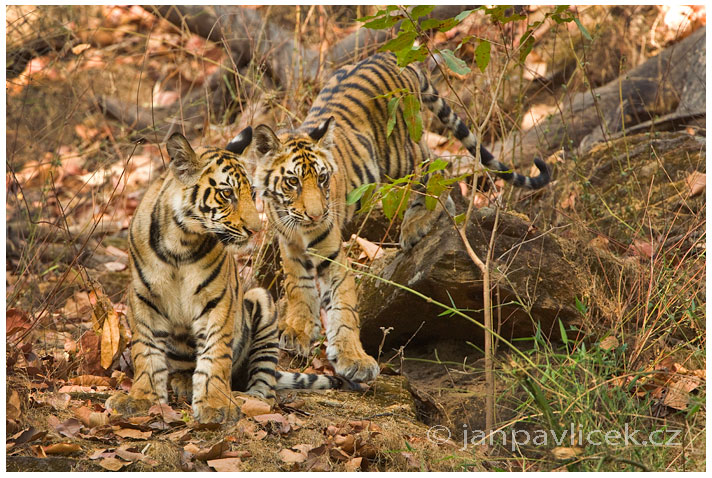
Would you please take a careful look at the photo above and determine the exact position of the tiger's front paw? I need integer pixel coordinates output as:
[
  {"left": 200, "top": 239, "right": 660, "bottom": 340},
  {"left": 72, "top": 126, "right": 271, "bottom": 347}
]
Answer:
[
  {"left": 279, "top": 314, "right": 320, "bottom": 357},
  {"left": 327, "top": 343, "right": 379, "bottom": 383},
  {"left": 192, "top": 397, "right": 239, "bottom": 424},
  {"left": 105, "top": 392, "right": 154, "bottom": 417}
]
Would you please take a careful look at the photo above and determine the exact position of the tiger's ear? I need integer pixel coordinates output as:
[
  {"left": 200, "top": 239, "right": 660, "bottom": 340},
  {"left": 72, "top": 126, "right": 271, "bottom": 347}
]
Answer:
[
  {"left": 309, "top": 116, "right": 334, "bottom": 148},
  {"left": 253, "top": 124, "right": 281, "bottom": 156},
  {"left": 166, "top": 133, "right": 203, "bottom": 185},
  {"left": 225, "top": 126, "right": 253, "bottom": 155}
]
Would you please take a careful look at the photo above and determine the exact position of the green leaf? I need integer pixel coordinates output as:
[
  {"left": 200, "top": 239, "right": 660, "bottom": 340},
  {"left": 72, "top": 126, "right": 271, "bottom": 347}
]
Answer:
[
  {"left": 454, "top": 9, "right": 475, "bottom": 22},
  {"left": 386, "top": 96, "right": 400, "bottom": 138},
  {"left": 518, "top": 30, "right": 536, "bottom": 64},
  {"left": 454, "top": 213, "right": 466, "bottom": 225},
  {"left": 379, "top": 31, "right": 417, "bottom": 53},
  {"left": 436, "top": 17, "right": 458, "bottom": 32},
  {"left": 474, "top": 40, "right": 491, "bottom": 73},
  {"left": 411, "top": 5, "right": 434, "bottom": 20},
  {"left": 573, "top": 17, "right": 592, "bottom": 40},
  {"left": 553, "top": 5, "right": 570, "bottom": 15},
  {"left": 574, "top": 297, "right": 588, "bottom": 316},
  {"left": 346, "top": 183, "right": 374, "bottom": 205},
  {"left": 363, "top": 14, "right": 402, "bottom": 30},
  {"left": 426, "top": 158, "right": 449, "bottom": 174},
  {"left": 550, "top": 5, "right": 573, "bottom": 24},
  {"left": 419, "top": 18, "right": 443, "bottom": 31},
  {"left": 439, "top": 48, "right": 471, "bottom": 75},
  {"left": 394, "top": 44, "right": 428, "bottom": 67},
  {"left": 425, "top": 173, "right": 447, "bottom": 210},
  {"left": 355, "top": 184, "right": 378, "bottom": 213},
  {"left": 484, "top": 5, "right": 526, "bottom": 24},
  {"left": 558, "top": 319, "right": 568, "bottom": 346},
  {"left": 402, "top": 93, "right": 423, "bottom": 142}
]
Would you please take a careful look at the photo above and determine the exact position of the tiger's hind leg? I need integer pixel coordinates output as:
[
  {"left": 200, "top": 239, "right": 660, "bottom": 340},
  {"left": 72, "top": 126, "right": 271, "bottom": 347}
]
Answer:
[
  {"left": 399, "top": 190, "right": 455, "bottom": 250},
  {"left": 241, "top": 288, "right": 279, "bottom": 399}
]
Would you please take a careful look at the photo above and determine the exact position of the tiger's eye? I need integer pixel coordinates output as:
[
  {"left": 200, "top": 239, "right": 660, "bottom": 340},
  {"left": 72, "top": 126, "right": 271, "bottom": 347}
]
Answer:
[
  {"left": 318, "top": 173, "right": 328, "bottom": 183},
  {"left": 287, "top": 177, "right": 299, "bottom": 187},
  {"left": 221, "top": 189, "right": 233, "bottom": 199}
]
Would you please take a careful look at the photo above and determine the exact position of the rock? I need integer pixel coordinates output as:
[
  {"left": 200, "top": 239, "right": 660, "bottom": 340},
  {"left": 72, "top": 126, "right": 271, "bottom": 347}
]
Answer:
[{"left": 358, "top": 206, "right": 584, "bottom": 354}]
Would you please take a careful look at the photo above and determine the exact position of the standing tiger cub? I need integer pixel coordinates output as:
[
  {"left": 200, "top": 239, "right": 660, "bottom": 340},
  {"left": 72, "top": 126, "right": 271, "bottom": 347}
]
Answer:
[
  {"left": 106, "top": 128, "right": 362, "bottom": 424},
  {"left": 251, "top": 52, "right": 550, "bottom": 383}
]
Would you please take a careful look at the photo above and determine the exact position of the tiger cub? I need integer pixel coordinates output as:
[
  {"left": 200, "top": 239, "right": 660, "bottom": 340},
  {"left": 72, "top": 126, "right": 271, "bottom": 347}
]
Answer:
[
  {"left": 105, "top": 128, "right": 362, "bottom": 425},
  {"left": 249, "top": 52, "right": 550, "bottom": 383}
]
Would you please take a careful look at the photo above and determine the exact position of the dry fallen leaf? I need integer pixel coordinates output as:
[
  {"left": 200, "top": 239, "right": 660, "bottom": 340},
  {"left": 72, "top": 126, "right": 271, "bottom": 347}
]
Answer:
[
  {"left": 329, "top": 446, "right": 351, "bottom": 462},
  {"left": 99, "top": 457, "right": 127, "bottom": 471},
  {"left": 352, "top": 235, "right": 384, "bottom": 261},
  {"left": 105, "top": 245, "right": 129, "bottom": 259},
  {"left": 33, "top": 391, "right": 71, "bottom": 410},
  {"left": 114, "top": 428, "right": 152, "bottom": 440},
  {"left": 71, "top": 43, "right": 92, "bottom": 55},
  {"left": 42, "top": 443, "right": 82, "bottom": 455},
  {"left": 7, "top": 389, "right": 22, "bottom": 421},
  {"left": 253, "top": 413, "right": 291, "bottom": 434},
  {"left": 663, "top": 375, "right": 702, "bottom": 410},
  {"left": 685, "top": 171, "right": 705, "bottom": 197},
  {"left": 344, "top": 457, "right": 363, "bottom": 472},
  {"left": 560, "top": 191, "right": 577, "bottom": 210},
  {"left": 103, "top": 261, "right": 127, "bottom": 272},
  {"left": 278, "top": 448, "right": 308, "bottom": 464},
  {"left": 241, "top": 397, "right": 271, "bottom": 417},
  {"left": 6, "top": 308, "right": 31, "bottom": 339},
  {"left": 194, "top": 440, "right": 229, "bottom": 461},
  {"left": 54, "top": 418, "right": 82, "bottom": 438},
  {"left": 115, "top": 446, "right": 156, "bottom": 465},
  {"left": 8, "top": 428, "right": 47, "bottom": 448},
  {"left": 334, "top": 434, "right": 355, "bottom": 453},
  {"left": 88, "top": 448, "right": 112, "bottom": 460},
  {"left": 552, "top": 446, "right": 584, "bottom": 460},
  {"left": 348, "top": 419, "right": 382, "bottom": 433},
  {"left": 599, "top": 336, "right": 620, "bottom": 351},
  {"left": 207, "top": 458, "right": 242, "bottom": 472},
  {"left": 62, "top": 291, "right": 93, "bottom": 320},
  {"left": 148, "top": 403, "right": 183, "bottom": 424},
  {"left": 100, "top": 307, "right": 122, "bottom": 369}
]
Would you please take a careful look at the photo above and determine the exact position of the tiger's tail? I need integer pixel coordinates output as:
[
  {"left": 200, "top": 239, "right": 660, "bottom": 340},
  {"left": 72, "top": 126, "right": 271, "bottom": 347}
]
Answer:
[
  {"left": 275, "top": 371, "right": 368, "bottom": 392},
  {"left": 416, "top": 69, "right": 550, "bottom": 189}
]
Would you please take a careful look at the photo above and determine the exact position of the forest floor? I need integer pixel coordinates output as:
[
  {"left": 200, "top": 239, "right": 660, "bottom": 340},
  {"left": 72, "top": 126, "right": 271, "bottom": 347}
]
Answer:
[{"left": 5, "top": 5, "right": 706, "bottom": 471}]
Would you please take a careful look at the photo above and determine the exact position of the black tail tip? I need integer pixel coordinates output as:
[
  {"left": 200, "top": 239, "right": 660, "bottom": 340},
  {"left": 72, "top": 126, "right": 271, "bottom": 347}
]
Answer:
[{"left": 532, "top": 157, "right": 551, "bottom": 188}]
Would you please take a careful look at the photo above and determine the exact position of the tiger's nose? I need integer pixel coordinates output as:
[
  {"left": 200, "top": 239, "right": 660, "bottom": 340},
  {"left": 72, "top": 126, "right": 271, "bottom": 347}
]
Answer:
[{"left": 306, "top": 212, "right": 323, "bottom": 222}]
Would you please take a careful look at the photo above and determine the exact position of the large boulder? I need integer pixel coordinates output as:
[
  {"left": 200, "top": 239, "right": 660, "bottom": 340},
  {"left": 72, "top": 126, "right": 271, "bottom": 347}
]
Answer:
[{"left": 358, "top": 205, "right": 585, "bottom": 354}]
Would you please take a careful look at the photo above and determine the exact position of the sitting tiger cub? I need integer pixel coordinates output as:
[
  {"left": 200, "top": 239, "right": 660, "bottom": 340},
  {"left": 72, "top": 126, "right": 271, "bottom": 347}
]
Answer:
[
  {"left": 106, "top": 128, "right": 362, "bottom": 424},
  {"left": 251, "top": 52, "right": 550, "bottom": 383}
]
